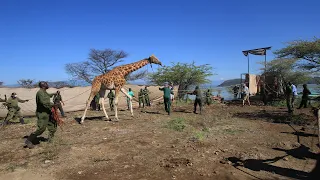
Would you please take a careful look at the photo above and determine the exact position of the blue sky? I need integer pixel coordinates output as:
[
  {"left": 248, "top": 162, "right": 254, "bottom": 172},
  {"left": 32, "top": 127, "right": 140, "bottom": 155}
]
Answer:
[{"left": 1, "top": 0, "right": 319, "bottom": 85}]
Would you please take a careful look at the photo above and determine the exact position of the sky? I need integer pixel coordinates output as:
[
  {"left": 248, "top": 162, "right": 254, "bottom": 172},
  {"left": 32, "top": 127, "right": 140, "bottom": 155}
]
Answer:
[{"left": 1, "top": 0, "right": 319, "bottom": 85}]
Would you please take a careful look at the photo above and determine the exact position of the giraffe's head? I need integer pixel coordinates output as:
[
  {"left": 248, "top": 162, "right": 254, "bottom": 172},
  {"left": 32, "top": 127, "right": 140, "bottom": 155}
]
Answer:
[{"left": 148, "top": 54, "right": 162, "bottom": 66}]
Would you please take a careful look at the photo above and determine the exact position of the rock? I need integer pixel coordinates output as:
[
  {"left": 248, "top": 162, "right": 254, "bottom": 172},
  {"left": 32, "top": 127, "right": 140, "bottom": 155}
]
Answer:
[
  {"left": 172, "top": 175, "right": 176, "bottom": 179},
  {"left": 283, "top": 157, "right": 289, "bottom": 161},
  {"left": 124, "top": 165, "right": 130, "bottom": 169},
  {"left": 171, "top": 145, "right": 176, "bottom": 148},
  {"left": 103, "top": 137, "right": 107, "bottom": 140},
  {"left": 44, "top": 160, "right": 51, "bottom": 164},
  {"left": 78, "top": 171, "right": 82, "bottom": 175}
]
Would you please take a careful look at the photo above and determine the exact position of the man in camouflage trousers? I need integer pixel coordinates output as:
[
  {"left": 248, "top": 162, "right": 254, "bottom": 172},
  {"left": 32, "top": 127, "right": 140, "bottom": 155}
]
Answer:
[
  {"left": 205, "top": 89, "right": 212, "bottom": 106},
  {"left": 25, "top": 81, "right": 57, "bottom": 149},
  {"left": 3, "top": 92, "right": 29, "bottom": 125},
  {"left": 107, "top": 90, "right": 115, "bottom": 111},
  {"left": 138, "top": 89, "right": 145, "bottom": 108},
  {"left": 53, "top": 91, "right": 66, "bottom": 117},
  {"left": 143, "top": 86, "right": 151, "bottom": 106},
  {"left": 187, "top": 86, "right": 203, "bottom": 114}
]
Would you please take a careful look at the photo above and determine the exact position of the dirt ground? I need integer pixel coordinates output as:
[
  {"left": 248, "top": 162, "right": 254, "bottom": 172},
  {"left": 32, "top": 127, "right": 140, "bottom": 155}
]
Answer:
[{"left": 0, "top": 101, "right": 319, "bottom": 180}]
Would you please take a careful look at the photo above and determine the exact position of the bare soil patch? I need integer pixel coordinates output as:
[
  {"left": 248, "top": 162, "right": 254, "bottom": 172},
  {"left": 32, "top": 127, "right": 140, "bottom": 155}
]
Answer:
[{"left": 0, "top": 102, "right": 318, "bottom": 180}]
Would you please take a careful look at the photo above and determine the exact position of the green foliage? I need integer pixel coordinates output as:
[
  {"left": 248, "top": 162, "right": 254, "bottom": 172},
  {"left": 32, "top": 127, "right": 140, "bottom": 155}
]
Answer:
[
  {"left": 148, "top": 61, "right": 213, "bottom": 98},
  {"left": 165, "top": 118, "right": 186, "bottom": 132},
  {"left": 274, "top": 37, "right": 320, "bottom": 72},
  {"left": 260, "top": 58, "right": 312, "bottom": 85}
]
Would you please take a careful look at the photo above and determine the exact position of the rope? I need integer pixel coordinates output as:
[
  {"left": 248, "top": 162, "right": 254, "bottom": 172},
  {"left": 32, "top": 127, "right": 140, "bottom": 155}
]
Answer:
[{"left": 51, "top": 107, "right": 64, "bottom": 128}]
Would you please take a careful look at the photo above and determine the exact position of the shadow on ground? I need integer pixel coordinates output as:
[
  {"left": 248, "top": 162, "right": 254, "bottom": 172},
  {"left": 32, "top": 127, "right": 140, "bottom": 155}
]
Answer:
[
  {"left": 232, "top": 110, "right": 314, "bottom": 125},
  {"left": 227, "top": 156, "right": 310, "bottom": 180}
]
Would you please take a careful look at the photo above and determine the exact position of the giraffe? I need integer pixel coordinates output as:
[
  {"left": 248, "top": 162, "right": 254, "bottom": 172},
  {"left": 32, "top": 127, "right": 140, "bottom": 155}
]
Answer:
[{"left": 80, "top": 54, "right": 162, "bottom": 124}]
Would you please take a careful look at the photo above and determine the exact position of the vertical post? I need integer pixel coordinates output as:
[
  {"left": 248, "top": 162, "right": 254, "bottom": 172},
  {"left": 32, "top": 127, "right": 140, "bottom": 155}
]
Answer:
[
  {"left": 247, "top": 54, "right": 250, "bottom": 91},
  {"left": 263, "top": 51, "right": 267, "bottom": 104}
]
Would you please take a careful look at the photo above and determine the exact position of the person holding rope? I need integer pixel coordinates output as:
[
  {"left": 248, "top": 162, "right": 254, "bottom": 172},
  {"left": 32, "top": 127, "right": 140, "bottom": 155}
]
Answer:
[
  {"left": 2, "top": 92, "right": 29, "bottom": 125},
  {"left": 169, "top": 82, "right": 175, "bottom": 103},
  {"left": 297, "top": 84, "right": 311, "bottom": 109},
  {"left": 242, "top": 83, "right": 250, "bottom": 106},
  {"left": 285, "top": 82, "right": 293, "bottom": 113},
  {"left": 205, "top": 89, "right": 212, "bottom": 106},
  {"left": 138, "top": 89, "right": 145, "bottom": 108},
  {"left": 159, "top": 82, "right": 174, "bottom": 115},
  {"left": 25, "top": 81, "right": 58, "bottom": 149},
  {"left": 143, "top": 86, "right": 151, "bottom": 106},
  {"left": 53, "top": 91, "right": 66, "bottom": 117},
  {"left": 187, "top": 86, "right": 203, "bottom": 114},
  {"left": 107, "top": 90, "right": 115, "bottom": 111}
]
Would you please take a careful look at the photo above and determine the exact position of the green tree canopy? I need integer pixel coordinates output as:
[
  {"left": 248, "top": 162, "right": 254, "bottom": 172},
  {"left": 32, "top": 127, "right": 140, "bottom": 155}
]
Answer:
[
  {"left": 274, "top": 37, "right": 320, "bottom": 72},
  {"left": 148, "top": 62, "right": 213, "bottom": 99},
  {"left": 261, "top": 58, "right": 311, "bottom": 84}
]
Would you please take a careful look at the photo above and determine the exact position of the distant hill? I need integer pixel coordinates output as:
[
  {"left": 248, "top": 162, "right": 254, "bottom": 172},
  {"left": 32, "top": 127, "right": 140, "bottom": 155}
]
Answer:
[{"left": 218, "top": 79, "right": 244, "bottom": 87}]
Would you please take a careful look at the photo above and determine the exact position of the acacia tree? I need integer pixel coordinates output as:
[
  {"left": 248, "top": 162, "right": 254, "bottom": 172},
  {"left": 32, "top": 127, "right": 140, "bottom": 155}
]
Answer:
[
  {"left": 17, "top": 79, "right": 35, "bottom": 88},
  {"left": 259, "top": 58, "right": 312, "bottom": 95},
  {"left": 148, "top": 62, "right": 213, "bottom": 99},
  {"left": 274, "top": 37, "right": 320, "bottom": 72},
  {"left": 65, "top": 48, "right": 147, "bottom": 84}
]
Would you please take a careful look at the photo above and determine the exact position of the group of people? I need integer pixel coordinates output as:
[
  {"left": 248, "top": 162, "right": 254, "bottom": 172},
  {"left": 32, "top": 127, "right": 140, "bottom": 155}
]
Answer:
[
  {"left": 0, "top": 90, "right": 65, "bottom": 126},
  {"left": 137, "top": 87, "right": 151, "bottom": 108},
  {"left": 158, "top": 82, "right": 222, "bottom": 115},
  {"left": 285, "top": 82, "right": 312, "bottom": 113},
  {"left": 89, "top": 86, "right": 152, "bottom": 112},
  {"left": 1, "top": 81, "right": 67, "bottom": 148},
  {"left": 232, "top": 84, "right": 251, "bottom": 106}
]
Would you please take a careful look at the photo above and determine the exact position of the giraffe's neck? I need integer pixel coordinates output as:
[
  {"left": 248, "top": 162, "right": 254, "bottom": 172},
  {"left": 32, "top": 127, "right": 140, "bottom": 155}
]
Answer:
[{"left": 122, "top": 59, "right": 150, "bottom": 76}]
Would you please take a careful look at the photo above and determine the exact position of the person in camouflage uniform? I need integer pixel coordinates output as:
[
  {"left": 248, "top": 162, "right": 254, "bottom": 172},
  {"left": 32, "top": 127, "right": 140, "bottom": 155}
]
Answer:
[
  {"left": 25, "top": 81, "right": 57, "bottom": 149},
  {"left": 143, "top": 86, "right": 151, "bottom": 106},
  {"left": 159, "top": 82, "right": 174, "bottom": 115},
  {"left": 187, "top": 86, "right": 203, "bottom": 114},
  {"left": 138, "top": 89, "right": 145, "bottom": 108},
  {"left": 3, "top": 92, "right": 29, "bottom": 125},
  {"left": 53, "top": 91, "right": 65, "bottom": 117},
  {"left": 107, "top": 90, "right": 115, "bottom": 111},
  {"left": 205, "top": 89, "right": 212, "bottom": 106},
  {"left": 285, "top": 82, "right": 293, "bottom": 113}
]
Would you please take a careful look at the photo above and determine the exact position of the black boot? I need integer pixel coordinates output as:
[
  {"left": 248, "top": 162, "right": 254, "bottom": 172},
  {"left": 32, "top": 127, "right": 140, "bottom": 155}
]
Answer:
[
  {"left": 2, "top": 120, "right": 9, "bottom": 126},
  {"left": 25, "top": 134, "right": 36, "bottom": 149},
  {"left": 19, "top": 118, "right": 25, "bottom": 124}
]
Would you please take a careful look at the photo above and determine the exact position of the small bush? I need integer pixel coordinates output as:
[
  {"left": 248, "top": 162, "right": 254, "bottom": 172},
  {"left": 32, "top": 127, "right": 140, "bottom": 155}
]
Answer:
[{"left": 165, "top": 118, "right": 186, "bottom": 132}]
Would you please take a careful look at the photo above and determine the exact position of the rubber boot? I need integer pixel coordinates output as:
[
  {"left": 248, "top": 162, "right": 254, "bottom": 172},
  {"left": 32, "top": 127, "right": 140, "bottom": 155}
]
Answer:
[
  {"left": 2, "top": 120, "right": 9, "bottom": 126},
  {"left": 19, "top": 118, "right": 25, "bottom": 124},
  {"left": 25, "top": 134, "right": 36, "bottom": 149}
]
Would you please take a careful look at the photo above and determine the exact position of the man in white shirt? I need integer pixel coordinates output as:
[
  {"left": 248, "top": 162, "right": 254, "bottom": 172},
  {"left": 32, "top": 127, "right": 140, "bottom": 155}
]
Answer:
[
  {"left": 242, "top": 83, "right": 250, "bottom": 106},
  {"left": 291, "top": 82, "right": 298, "bottom": 108}
]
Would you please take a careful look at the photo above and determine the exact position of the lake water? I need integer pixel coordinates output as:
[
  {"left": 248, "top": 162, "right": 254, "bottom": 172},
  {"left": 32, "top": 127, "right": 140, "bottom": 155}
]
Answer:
[{"left": 185, "top": 84, "right": 320, "bottom": 101}]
